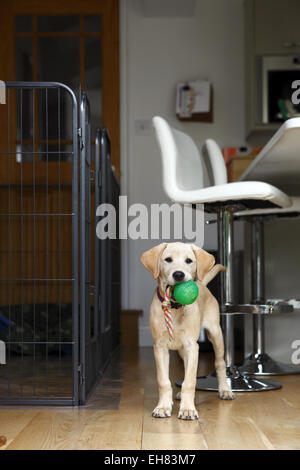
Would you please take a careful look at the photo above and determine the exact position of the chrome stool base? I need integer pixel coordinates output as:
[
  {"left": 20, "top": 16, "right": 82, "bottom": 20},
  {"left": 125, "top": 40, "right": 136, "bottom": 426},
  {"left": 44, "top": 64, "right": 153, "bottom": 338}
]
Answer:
[
  {"left": 237, "top": 353, "right": 300, "bottom": 376},
  {"left": 237, "top": 217, "right": 298, "bottom": 378},
  {"left": 176, "top": 367, "right": 282, "bottom": 392}
]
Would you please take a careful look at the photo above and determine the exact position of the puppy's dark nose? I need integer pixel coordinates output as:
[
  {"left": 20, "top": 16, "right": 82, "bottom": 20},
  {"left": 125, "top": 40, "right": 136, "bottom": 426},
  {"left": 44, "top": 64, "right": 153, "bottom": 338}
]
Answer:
[{"left": 173, "top": 271, "right": 185, "bottom": 282}]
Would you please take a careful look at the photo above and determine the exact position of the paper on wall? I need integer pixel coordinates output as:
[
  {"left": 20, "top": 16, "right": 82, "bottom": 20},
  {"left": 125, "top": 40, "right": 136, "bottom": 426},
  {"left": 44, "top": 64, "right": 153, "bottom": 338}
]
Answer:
[
  {"left": 176, "top": 80, "right": 211, "bottom": 116},
  {"left": 192, "top": 80, "right": 210, "bottom": 113}
]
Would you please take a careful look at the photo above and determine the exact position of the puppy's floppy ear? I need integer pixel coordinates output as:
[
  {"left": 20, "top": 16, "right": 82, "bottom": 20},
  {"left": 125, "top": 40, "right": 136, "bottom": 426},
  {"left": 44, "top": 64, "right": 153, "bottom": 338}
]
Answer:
[
  {"left": 191, "top": 245, "right": 215, "bottom": 281},
  {"left": 140, "top": 243, "right": 167, "bottom": 280}
]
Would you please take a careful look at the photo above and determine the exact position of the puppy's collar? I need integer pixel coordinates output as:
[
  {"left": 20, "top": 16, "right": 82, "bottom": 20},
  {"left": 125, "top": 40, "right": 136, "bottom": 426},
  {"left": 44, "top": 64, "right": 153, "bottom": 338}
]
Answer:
[{"left": 157, "top": 287, "right": 184, "bottom": 310}]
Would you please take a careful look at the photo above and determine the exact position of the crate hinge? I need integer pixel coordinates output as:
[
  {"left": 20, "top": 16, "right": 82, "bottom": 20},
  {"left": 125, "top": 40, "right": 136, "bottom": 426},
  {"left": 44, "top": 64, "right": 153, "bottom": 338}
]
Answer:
[
  {"left": 78, "top": 364, "right": 85, "bottom": 385},
  {"left": 78, "top": 128, "right": 84, "bottom": 150}
]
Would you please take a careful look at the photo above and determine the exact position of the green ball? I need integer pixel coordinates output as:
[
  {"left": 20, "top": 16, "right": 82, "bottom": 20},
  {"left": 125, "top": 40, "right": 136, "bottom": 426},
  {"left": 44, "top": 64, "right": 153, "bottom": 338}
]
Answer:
[{"left": 173, "top": 280, "right": 199, "bottom": 305}]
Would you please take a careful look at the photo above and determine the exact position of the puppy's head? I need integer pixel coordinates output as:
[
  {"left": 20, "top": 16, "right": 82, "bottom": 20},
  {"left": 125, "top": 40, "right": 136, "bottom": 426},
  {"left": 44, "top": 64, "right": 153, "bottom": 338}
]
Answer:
[{"left": 140, "top": 242, "right": 215, "bottom": 285}]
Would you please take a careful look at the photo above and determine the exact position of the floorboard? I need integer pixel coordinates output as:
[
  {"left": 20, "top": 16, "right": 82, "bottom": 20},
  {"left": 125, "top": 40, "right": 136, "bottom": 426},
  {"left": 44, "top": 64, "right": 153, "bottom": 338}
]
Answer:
[{"left": 1, "top": 347, "right": 300, "bottom": 450}]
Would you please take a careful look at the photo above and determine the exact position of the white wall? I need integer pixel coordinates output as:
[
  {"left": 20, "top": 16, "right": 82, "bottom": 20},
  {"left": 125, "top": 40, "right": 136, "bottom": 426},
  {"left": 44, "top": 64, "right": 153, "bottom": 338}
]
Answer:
[{"left": 120, "top": 0, "right": 247, "bottom": 346}]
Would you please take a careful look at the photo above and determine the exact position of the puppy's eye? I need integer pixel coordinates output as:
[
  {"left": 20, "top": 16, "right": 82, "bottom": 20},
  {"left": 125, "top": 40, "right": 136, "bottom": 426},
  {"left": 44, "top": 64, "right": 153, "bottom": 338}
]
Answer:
[
  {"left": 185, "top": 258, "right": 193, "bottom": 264},
  {"left": 165, "top": 257, "right": 173, "bottom": 263}
]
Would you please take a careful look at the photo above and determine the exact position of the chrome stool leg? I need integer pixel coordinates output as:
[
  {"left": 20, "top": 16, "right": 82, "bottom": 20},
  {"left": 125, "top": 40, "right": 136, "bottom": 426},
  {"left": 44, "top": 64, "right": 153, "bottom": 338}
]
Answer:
[
  {"left": 177, "top": 208, "right": 282, "bottom": 392},
  {"left": 238, "top": 217, "right": 300, "bottom": 376}
]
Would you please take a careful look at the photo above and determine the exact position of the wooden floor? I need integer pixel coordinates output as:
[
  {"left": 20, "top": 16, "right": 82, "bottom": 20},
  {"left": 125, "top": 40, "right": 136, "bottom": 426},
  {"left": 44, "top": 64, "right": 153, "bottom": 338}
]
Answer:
[{"left": 1, "top": 347, "right": 300, "bottom": 450}]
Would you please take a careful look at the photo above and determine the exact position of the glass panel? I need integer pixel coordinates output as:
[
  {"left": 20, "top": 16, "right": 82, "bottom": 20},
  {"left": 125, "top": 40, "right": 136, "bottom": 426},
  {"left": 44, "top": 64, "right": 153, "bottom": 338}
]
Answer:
[
  {"left": 38, "top": 144, "right": 73, "bottom": 163},
  {"left": 16, "top": 88, "right": 33, "bottom": 144},
  {"left": 37, "top": 87, "right": 74, "bottom": 142},
  {"left": 37, "top": 37, "right": 79, "bottom": 87},
  {"left": 85, "top": 37, "right": 102, "bottom": 137},
  {"left": 16, "top": 37, "right": 33, "bottom": 81},
  {"left": 37, "top": 39, "right": 79, "bottom": 141},
  {"left": 15, "top": 144, "right": 34, "bottom": 163},
  {"left": 15, "top": 16, "right": 32, "bottom": 33},
  {"left": 37, "top": 16, "right": 79, "bottom": 32},
  {"left": 84, "top": 15, "right": 101, "bottom": 32},
  {"left": 15, "top": 41, "right": 33, "bottom": 156}
]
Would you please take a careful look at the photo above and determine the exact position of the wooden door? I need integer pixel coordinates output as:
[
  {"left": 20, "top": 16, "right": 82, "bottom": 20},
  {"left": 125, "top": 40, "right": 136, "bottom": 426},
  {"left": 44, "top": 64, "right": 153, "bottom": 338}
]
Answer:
[
  {"left": 0, "top": 0, "right": 119, "bottom": 306},
  {"left": 0, "top": 0, "right": 119, "bottom": 176}
]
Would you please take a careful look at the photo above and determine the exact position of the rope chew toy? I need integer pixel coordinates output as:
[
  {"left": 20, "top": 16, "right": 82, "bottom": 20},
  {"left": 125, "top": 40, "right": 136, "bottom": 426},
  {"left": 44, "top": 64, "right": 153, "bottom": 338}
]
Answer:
[
  {"left": 161, "top": 281, "right": 199, "bottom": 341},
  {"left": 162, "top": 286, "right": 174, "bottom": 341}
]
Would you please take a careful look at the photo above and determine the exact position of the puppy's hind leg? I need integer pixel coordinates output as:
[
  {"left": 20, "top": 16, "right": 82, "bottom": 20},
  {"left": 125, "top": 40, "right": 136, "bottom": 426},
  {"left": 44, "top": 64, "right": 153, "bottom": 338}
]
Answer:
[
  {"left": 206, "top": 324, "right": 235, "bottom": 400},
  {"left": 152, "top": 344, "right": 173, "bottom": 418}
]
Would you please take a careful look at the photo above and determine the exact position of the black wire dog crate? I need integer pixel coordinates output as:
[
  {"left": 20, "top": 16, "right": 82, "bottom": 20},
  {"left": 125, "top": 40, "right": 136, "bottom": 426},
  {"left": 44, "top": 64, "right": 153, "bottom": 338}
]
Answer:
[{"left": 0, "top": 82, "right": 120, "bottom": 405}]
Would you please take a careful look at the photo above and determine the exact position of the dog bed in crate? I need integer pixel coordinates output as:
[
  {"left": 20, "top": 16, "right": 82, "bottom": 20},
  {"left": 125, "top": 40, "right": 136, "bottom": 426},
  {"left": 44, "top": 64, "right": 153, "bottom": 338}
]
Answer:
[{"left": 0, "top": 303, "right": 73, "bottom": 355}]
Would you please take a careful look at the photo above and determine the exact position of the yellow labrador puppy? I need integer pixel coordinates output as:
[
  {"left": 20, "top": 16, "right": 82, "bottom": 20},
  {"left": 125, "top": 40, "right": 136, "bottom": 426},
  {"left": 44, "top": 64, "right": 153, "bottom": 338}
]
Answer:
[{"left": 141, "top": 242, "right": 234, "bottom": 420}]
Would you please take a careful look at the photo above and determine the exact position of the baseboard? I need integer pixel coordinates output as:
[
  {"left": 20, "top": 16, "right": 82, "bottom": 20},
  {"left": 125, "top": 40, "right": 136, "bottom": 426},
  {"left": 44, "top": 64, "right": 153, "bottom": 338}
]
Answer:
[{"left": 121, "top": 310, "right": 143, "bottom": 347}]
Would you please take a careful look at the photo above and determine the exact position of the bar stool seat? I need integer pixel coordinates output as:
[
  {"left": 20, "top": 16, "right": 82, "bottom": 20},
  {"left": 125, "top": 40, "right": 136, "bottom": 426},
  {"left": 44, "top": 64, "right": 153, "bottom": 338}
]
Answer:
[
  {"left": 235, "top": 196, "right": 300, "bottom": 217},
  {"left": 152, "top": 116, "right": 292, "bottom": 392}
]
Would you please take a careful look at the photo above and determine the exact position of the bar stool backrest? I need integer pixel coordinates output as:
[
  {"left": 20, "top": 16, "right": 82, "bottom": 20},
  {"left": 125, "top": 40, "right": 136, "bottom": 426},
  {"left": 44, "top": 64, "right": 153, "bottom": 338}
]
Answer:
[
  {"left": 202, "top": 139, "right": 228, "bottom": 186},
  {"left": 152, "top": 116, "right": 227, "bottom": 202}
]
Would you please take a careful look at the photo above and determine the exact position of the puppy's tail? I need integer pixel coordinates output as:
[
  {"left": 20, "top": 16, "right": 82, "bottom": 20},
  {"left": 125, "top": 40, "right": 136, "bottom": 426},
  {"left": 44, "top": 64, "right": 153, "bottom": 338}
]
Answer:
[{"left": 201, "top": 264, "right": 226, "bottom": 286}]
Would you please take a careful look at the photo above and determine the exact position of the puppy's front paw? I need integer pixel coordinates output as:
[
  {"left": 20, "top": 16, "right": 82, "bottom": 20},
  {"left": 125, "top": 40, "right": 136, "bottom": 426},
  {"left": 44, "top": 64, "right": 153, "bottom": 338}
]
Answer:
[
  {"left": 152, "top": 405, "right": 172, "bottom": 418},
  {"left": 178, "top": 407, "right": 198, "bottom": 420},
  {"left": 219, "top": 389, "right": 235, "bottom": 400}
]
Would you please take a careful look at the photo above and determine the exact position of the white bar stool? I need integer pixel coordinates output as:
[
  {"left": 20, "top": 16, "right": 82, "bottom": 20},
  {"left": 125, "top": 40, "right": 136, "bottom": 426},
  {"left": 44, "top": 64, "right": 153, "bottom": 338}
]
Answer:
[{"left": 153, "top": 116, "right": 292, "bottom": 391}]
